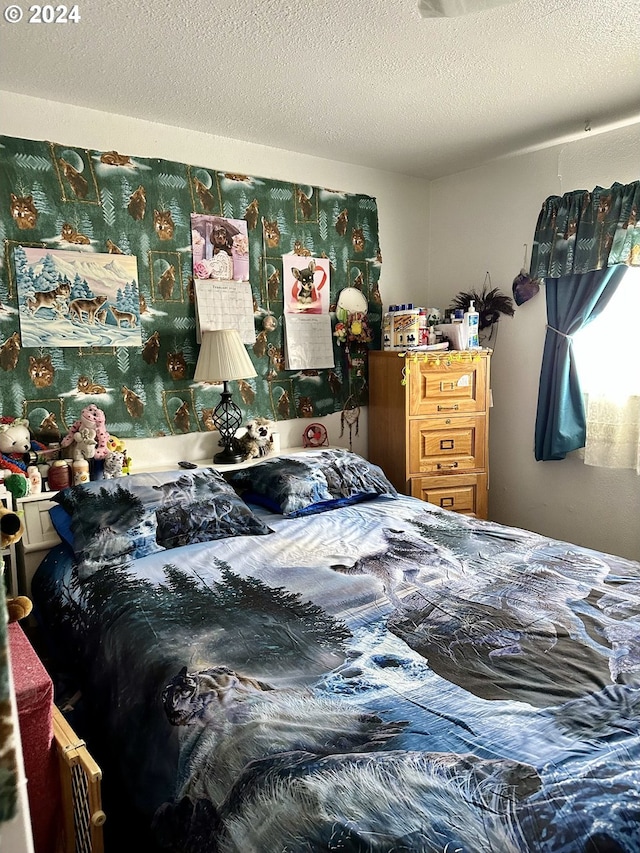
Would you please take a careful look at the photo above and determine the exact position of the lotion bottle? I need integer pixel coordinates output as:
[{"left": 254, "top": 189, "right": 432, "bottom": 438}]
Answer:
[
  {"left": 463, "top": 300, "right": 480, "bottom": 349},
  {"left": 27, "top": 465, "right": 42, "bottom": 494}
]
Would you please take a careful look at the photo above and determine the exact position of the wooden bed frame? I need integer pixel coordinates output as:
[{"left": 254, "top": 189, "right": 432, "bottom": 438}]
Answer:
[{"left": 54, "top": 707, "right": 105, "bottom": 853}]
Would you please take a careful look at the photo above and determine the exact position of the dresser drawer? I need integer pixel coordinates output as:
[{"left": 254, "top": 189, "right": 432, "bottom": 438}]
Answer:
[
  {"left": 408, "top": 357, "right": 487, "bottom": 416},
  {"left": 410, "top": 473, "right": 488, "bottom": 518},
  {"left": 408, "top": 415, "right": 486, "bottom": 474}
]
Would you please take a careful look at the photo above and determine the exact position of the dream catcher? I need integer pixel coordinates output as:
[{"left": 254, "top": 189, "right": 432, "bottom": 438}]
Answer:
[{"left": 339, "top": 395, "right": 360, "bottom": 451}]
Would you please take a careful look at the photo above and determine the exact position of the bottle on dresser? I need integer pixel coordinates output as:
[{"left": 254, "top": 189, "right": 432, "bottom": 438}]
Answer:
[
  {"left": 27, "top": 466, "right": 42, "bottom": 494},
  {"left": 72, "top": 458, "right": 90, "bottom": 486},
  {"left": 382, "top": 305, "right": 396, "bottom": 350},
  {"left": 463, "top": 300, "right": 480, "bottom": 349}
]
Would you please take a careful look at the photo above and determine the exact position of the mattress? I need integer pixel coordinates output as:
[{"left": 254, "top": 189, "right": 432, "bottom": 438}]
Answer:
[{"left": 31, "top": 458, "right": 640, "bottom": 852}]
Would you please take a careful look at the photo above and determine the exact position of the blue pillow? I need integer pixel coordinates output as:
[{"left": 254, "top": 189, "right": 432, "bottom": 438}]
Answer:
[
  {"left": 226, "top": 449, "right": 397, "bottom": 518},
  {"left": 49, "top": 503, "right": 75, "bottom": 548}
]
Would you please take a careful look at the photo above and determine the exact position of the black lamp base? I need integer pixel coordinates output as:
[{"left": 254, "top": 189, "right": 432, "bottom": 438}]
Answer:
[
  {"left": 213, "top": 445, "right": 245, "bottom": 465},
  {"left": 212, "top": 381, "right": 245, "bottom": 465}
]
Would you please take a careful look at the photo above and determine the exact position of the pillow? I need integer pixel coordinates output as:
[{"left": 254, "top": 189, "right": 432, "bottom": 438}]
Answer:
[
  {"left": 52, "top": 468, "right": 273, "bottom": 579},
  {"left": 49, "top": 503, "right": 75, "bottom": 549},
  {"left": 226, "top": 449, "right": 397, "bottom": 517}
]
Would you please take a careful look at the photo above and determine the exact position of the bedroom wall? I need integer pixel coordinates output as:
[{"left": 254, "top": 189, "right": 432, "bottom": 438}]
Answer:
[
  {"left": 0, "top": 90, "right": 430, "bottom": 461},
  {"left": 427, "top": 123, "right": 640, "bottom": 561}
]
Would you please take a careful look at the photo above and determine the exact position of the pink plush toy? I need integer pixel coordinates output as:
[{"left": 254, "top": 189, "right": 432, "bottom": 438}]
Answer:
[{"left": 61, "top": 404, "right": 111, "bottom": 460}]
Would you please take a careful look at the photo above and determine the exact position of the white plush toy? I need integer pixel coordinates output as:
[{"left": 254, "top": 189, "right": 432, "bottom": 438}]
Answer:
[
  {"left": 237, "top": 417, "right": 275, "bottom": 461},
  {"left": 103, "top": 450, "right": 125, "bottom": 479},
  {"left": 0, "top": 418, "right": 33, "bottom": 478},
  {"left": 71, "top": 426, "right": 97, "bottom": 461},
  {"left": 0, "top": 418, "right": 32, "bottom": 456}
]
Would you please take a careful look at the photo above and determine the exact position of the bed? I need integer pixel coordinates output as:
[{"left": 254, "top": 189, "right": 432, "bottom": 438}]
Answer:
[{"left": 30, "top": 449, "right": 640, "bottom": 852}]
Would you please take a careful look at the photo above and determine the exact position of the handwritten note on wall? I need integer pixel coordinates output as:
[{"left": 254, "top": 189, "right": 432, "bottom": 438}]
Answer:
[
  {"left": 194, "top": 280, "right": 256, "bottom": 345},
  {"left": 284, "top": 314, "right": 335, "bottom": 369}
]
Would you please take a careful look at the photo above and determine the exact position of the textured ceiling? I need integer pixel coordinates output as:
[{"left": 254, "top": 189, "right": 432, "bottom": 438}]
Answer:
[{"left": 1, "top": 0, "right": 639, "bottom": 179}]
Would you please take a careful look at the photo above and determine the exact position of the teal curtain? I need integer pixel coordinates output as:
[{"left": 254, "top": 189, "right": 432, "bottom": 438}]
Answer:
[
  {"left": 534, "top": 264, "right": 627, "bottom": 461},
  {"left": 530, "top": 181, "right": 640, "bottom": 278}
]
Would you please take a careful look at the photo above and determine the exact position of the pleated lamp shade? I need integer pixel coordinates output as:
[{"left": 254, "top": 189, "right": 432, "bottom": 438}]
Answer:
[{"left": 194, "top": 329, "right": 257, "bottom": 383}]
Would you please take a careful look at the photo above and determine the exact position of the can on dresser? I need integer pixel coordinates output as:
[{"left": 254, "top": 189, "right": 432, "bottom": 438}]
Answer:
[{"left": 48, "top": 459, "right": 71, "bottom": 491}]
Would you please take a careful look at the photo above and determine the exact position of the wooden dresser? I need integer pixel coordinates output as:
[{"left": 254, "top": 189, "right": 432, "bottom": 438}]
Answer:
[{"left": 368, "top": 349, "right": 491, "bottom": 518}]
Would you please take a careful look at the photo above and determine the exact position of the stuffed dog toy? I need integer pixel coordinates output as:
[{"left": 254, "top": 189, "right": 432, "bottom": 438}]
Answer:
[{"left": 237, "top": 417, "right": 274, "bottom": 461}]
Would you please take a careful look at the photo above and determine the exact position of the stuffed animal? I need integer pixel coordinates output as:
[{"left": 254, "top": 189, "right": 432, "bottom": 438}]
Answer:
[
  {"left": 0, "top": 503, "right": 24, "bottom": 548},
  {"left": 106, "top": 435, "right": 125, "bottom": 454},
  {"left": 0, "top": 417, "right": 32, "bottom": 476},
  {"left": 237, "top": 417, "right": 275, "bottom": 461},
  {"left": 1, "top": 507, "right": 30, "bottom": 623},
  {"left": 103, "top": 450, "right": 125, "bottom": 479},
  {"left": 61, "top": 404, "right": 110, "bottom": 460},
  {"left": 3, "top": 473, "right": 30, "bottom": 500},
  {"left": 71, "top": 426, "right": 98, "bottom": 460},
  {"left": 7, "top": 595, "right": 32, "bottom": 623}
]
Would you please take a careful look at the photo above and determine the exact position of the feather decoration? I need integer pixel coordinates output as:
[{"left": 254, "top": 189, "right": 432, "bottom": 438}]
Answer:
[{"left": 449, "top": 283, "right": 515, "bottom": 331}]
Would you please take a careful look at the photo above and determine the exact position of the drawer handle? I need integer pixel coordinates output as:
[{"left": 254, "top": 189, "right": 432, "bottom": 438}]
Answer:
[
  {"left": 440, "top": 497, "right": 455, "bottom": 507},
  {"left": 436, "top": 462, "right": 459, "bottom": 470},
  {"left": 437, "top": 404, "right": 459, "bottom": 411}
]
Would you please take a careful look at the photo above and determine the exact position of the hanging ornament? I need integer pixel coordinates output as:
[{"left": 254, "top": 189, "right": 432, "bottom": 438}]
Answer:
[
  {"left": 340, "top": 395, "right": 360, "bottom": 451},
  {"left": 262, "top": 314, "right": 278, "bottom": 332},
  {"left": 512, "top": 245, "right": 542, "bottom": 306}
]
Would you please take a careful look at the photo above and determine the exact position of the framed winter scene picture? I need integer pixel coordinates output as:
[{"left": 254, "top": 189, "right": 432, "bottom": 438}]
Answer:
[{"left": 14, "top": 246, "right": 142, "bottom": 348}]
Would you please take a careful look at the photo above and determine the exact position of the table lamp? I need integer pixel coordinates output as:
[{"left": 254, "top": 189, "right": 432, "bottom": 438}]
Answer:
[{"left": 194, "top": 329, "right": 258, "bottom": 464}]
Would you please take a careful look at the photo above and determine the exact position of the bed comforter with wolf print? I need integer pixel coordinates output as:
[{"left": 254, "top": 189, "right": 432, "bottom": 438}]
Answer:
[{"left": 33, "top": 494, "right": 640, "bottom": 853}]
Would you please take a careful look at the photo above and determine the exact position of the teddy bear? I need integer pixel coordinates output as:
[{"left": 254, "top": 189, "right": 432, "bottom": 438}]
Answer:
[
  {"left": 7, "top": 595, "right": 32, "bottom": 623},
  {"left": 237, "top": 417, "right": 275, "bottom": 461},
  {"left": 0, "top": 417, "right": 33, "bottom": 477},
  {"left": 61, "top": 404, "right": 110, "bottom": 461}
]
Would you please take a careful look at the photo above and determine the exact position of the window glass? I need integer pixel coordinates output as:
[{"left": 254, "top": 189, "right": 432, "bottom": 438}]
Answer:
[{"left": 573, "top": 267, "right": 640, "bottom": 400}]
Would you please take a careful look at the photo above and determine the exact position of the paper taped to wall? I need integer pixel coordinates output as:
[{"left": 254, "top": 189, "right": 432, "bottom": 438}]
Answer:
[{"left": 194, "top": 280, "right": 256, "bottom": 345}]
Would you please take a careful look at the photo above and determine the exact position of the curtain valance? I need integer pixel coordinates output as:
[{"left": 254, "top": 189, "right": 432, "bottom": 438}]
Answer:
[{"left": 530, "top": 181, "right": 640, "bottom": 279}]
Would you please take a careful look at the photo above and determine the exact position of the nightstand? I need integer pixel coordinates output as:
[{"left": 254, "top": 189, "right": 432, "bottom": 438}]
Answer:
[{"left": 15, "top": 491, "right": 61, "bottom": 596}]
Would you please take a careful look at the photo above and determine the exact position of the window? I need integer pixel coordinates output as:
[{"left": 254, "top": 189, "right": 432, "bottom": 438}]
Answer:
[{"left": 572, "top": 267, "right": 640, "bottom": 472}]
